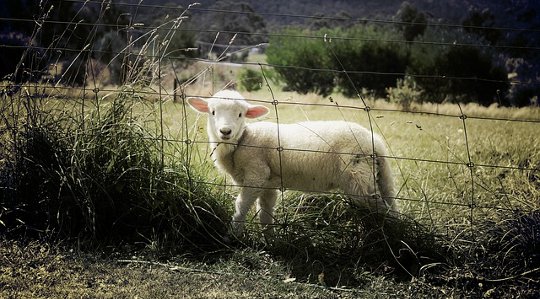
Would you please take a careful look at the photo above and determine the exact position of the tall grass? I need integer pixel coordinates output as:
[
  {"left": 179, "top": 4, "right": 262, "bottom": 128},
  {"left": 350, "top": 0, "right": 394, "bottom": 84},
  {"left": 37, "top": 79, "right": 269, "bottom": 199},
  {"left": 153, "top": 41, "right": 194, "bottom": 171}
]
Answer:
[{"left": 0, "top": 91, "right": 229, "bottom": 249}]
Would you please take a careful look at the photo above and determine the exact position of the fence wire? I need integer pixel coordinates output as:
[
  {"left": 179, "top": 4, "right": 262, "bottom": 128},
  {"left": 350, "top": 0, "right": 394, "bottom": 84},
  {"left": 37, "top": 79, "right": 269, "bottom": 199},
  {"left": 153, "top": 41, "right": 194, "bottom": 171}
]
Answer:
[{"left": 1, "top": 1, "right": 539, "bottom": 237}]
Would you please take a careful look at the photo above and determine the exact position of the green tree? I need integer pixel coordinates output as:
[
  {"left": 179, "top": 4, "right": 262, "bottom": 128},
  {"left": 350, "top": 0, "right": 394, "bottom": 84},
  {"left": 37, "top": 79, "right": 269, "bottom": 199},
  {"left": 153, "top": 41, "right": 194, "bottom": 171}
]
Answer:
[
  {"left": 329, "top": 26, "right": 409, "bottom": 98},
  {"left": 407, "top": 26, "right": 510, "bottom": 105},
  {"left": 462, "top": 8, "right": 501, "bottom": 45},
  {"left": 0, "top": 0, "right": 130, "bottom": 85},
  {"left": 332, "top": 40, "right": 409, "bottom": 98},
  {"left": 437, "top": 46, "right": 508, "bottom": 105},
  {"left": 266, "top": 28, "right": 334, "bottom": 96},
  {"left": 396, "top": 2, "right": 427, "bottom": 42},
  {"left": 267, "top": 26, "right": 409, "bottom": 98},
  {"left": 44, "top": 1, "right": 129, "bottom": 85},
  {"left": 309, "top": 11, "right": 354, "bottom": 30},
  {"left": 198, "top": 1, "right": 267, "bottom": 60},
  {"left": 151, "top": 6, "right": 197, "bottom": 60}
]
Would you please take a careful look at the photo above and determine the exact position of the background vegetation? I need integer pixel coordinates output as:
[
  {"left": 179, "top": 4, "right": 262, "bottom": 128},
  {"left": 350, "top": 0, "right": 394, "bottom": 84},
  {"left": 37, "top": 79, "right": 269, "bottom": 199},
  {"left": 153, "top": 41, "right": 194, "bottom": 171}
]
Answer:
[
  {"left": 266, "top": 23, "right": 510, "bottom": 106},
  {"left": 1, "top": 0, "right": 538, "bottom": 106}
]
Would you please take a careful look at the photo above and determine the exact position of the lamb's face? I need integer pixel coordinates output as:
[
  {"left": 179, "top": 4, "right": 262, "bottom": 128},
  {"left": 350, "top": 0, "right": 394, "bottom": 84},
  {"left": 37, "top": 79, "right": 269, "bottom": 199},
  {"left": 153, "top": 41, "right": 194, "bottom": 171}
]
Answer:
[
  {"left": 207, "top": 99, "right": 249, "bottom": 142},
  {"left": 187, "top": 90, "right": 269, "bottom": 143}
]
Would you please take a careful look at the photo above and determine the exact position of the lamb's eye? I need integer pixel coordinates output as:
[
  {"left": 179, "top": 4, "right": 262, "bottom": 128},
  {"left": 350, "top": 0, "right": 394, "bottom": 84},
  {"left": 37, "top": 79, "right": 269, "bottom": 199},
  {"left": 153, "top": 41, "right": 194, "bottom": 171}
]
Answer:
[
  {"left": 211, "top": 111, "right": 215, "bottom": 116},
  {"left": 238, "top": 113, "right": 242, "bottom": 118}
]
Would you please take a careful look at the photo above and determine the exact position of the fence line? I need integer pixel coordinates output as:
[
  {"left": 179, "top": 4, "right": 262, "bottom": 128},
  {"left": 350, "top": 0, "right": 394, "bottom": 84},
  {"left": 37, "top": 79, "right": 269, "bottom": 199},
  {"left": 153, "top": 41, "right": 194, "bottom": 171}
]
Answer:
[
  {"left": 1, "top": 2, "right": 539, "bottom": 236},
  {"left": 3, "top": 88, "right": 537, "bottom": 196},
  {"left": 2, "top": 82, "right": 539, "bottom": 124}
]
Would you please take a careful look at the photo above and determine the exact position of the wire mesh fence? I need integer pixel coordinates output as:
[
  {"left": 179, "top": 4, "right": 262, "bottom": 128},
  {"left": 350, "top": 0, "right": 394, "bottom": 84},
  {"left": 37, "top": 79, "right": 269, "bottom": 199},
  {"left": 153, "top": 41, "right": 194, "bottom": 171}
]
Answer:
[{"left": 1, "top": 2, "right": 539, "bottom": 283}]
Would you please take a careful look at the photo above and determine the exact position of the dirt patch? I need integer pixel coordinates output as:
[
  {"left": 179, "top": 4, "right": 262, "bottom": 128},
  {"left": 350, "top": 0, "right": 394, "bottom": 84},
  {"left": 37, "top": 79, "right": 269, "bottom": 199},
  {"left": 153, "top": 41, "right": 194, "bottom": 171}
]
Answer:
[
  {"left": 0, "top": 240, "right": 357, "bottom": 298},
  {"left": 2, "top": 238, "right": 538, "bottom": 298}
]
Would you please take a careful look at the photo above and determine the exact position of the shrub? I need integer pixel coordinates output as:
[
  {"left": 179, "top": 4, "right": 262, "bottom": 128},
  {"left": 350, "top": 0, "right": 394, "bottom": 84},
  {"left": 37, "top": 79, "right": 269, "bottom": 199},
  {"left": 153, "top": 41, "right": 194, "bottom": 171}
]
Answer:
[
  {"left": 509, "top": 84, "right": 540, "bottom": 107},
  {"left": 386, "top": 76, "right": 423, "bottom": 111},
  {"left": 506, "top": 58, "right": 540, "bottom": 107},
  {"left": 238, "top": 68, "right": 263, "bottom": 92}
]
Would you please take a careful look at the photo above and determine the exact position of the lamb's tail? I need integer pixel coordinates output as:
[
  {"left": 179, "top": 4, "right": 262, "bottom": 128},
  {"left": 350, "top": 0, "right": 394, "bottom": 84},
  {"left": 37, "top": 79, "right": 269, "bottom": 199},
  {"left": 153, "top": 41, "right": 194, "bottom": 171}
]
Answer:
[{"left": 376, "top": 151, "right": 398, "bottom": 213}]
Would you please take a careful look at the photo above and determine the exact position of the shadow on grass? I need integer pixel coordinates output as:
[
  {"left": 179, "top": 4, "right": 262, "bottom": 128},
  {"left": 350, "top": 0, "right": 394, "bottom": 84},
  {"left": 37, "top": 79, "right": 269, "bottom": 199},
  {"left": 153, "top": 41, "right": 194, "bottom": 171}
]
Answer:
[
  {"left": 239, "top": 195, "right": 539, "bottom": 295},
  {"left": 238, "top": 194, "right": 446, "bottom": 287}
]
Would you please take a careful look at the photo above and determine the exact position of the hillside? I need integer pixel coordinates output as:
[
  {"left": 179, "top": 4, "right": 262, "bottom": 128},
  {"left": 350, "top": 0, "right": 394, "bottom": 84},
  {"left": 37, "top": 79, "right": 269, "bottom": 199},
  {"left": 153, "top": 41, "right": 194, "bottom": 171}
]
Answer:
[{"left": 129, "top": 0, "right": 540, "bottom": 30}]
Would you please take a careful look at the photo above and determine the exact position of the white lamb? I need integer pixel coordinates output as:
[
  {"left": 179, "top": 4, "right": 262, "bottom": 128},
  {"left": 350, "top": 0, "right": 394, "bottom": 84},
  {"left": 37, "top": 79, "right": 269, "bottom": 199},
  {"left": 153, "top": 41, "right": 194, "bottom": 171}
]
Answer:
[{"left": 188, "top": 90, "right": 397, "bottom": 235}]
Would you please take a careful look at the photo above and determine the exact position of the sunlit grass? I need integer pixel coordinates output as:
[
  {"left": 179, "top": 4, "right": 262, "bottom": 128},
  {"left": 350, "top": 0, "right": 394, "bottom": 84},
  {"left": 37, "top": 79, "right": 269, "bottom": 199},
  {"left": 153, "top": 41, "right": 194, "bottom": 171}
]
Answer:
[
  {"left": 11, "top": 81, "right": 539, "bottom": 229},
  {"left": 174, "top": 88, "right": 539, "bottom": 229}
]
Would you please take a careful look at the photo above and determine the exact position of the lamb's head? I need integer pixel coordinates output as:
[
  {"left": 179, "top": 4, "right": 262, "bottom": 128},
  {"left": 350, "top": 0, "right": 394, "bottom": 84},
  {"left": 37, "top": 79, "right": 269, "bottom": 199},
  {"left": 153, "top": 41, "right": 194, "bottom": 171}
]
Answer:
[{"left": 187, "top": 90, "right": 269, "bottom": 143}]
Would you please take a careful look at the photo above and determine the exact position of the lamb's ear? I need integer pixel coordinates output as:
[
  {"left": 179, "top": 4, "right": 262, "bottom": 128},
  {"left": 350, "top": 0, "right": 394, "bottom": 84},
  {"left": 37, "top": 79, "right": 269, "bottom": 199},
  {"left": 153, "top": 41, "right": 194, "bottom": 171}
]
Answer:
[
  {"left": 246, "top": 105, "right": 269, "bottom": 118},
  {"left": 187, "top": 97, "right": 210, "bottom": 113}
]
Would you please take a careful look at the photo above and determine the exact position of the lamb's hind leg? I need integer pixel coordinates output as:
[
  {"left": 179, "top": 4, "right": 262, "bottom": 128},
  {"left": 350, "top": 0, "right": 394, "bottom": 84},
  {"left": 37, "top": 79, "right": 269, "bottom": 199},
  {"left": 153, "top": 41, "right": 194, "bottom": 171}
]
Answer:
[{"left": 257, "top": 189, "right": 277, "bottom": 235}]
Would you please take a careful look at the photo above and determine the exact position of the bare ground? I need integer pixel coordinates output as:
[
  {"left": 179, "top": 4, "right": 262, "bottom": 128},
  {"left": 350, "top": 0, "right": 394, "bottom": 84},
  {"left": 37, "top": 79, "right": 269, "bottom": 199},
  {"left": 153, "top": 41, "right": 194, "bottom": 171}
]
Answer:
[
  {"left": 2, "top": 239, "right": 536, "bottom": 298},
  {"left": 0, "top": 239, "right": 370, "bottom": 299}
]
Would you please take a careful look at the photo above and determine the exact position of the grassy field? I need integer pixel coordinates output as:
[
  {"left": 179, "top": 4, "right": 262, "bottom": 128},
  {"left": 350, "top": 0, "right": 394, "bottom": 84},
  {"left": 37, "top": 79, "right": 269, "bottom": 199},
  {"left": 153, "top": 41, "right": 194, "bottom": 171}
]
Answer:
[
  {"left": 174, "top": 87, "right": 540, "bottom": 223},
  {"left": 1, "top": 80, "right": 539, "bottom": 297}
]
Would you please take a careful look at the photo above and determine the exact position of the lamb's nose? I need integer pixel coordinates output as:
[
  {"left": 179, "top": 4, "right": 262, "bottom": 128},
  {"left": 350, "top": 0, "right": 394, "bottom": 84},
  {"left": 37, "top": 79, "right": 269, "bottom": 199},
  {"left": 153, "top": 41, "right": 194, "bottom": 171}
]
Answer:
[{"left": 220, "top": 128, "right": 232, "bottom": 136}]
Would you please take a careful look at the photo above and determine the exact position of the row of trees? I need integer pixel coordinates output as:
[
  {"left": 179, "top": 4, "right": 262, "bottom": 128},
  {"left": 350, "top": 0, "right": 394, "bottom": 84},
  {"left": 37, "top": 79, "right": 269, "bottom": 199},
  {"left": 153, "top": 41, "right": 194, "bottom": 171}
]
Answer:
[
  {"left": 1, "top": 1, "right": 536, "bottom": 106},
  {"left": 1, "top": 0, "right": 268, "bottom": 86},
  {"left": 228, "top": 1, "right": 537, "bottom": 107},
  {"left": 0, "top": 0, "right": 199, "bottom": 86},
  {"left": 266, "top": 25, "right": 510, "bottom": 106}
]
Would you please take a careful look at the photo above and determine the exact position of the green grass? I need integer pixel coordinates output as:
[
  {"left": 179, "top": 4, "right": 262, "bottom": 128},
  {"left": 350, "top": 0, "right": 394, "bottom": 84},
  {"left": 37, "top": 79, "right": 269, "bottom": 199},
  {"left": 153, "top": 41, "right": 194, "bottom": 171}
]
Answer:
[
  {"left": 1, "top": 82, "right": 539, "bottom": 297},
  {"left": 176, "top": 88, "right": 540, "bottom": 289},
  {"left": 181, "top": 88, "right": 540, "bottom": 223},
  {"left": 157, "top": 87, "right": 539, "bottom": 288}
]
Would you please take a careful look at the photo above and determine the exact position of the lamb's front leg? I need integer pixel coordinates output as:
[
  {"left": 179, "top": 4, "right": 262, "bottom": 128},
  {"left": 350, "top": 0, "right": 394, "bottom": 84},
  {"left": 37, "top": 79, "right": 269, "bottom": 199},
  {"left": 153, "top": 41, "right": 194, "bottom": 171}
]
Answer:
[
  {"left": 257, "top": 189, "right": 278, "bottom": 235},
  {"left": 231, "top": 187, "right": 261, "bottom": 236}
]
